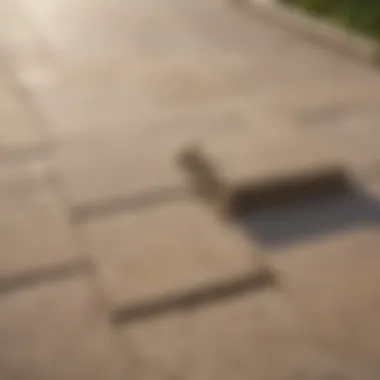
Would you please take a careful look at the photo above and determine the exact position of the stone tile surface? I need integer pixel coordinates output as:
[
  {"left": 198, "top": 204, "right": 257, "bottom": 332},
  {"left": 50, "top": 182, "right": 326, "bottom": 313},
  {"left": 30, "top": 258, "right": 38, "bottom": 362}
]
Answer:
[
  {"left": 53, "top": 104, "right": 262, "bottom": 205},
  {"left": 121, "top": 290, "right": 363, "bottom": 380},
  {"left": 273, "top": 228, "right": 380, "bottom": 376},
  {"left": 194, "top": 125, "right": 340, "bottom": 187},
  {"left": 184, "top": 114, "right": 380, "bottom": 214},
  {"left": 122, "top": 311, "right": 190, "bottom": 380},
  {"left": 83, "top": 200, "right": 263, "bottom": 312},
  {"left": 5, "top": 0, "right": 378, "bottom": 206},
  {"left": 0, "top": 0, "right": 380, "bottom": 378},
  {"left": 0, "top": 160, "right": 78, "bottom": 279},
  {"left": 186, "top": 290, "right": 360, "bottom": 380},
  {"left": 0, "top": 277, "right": 126, "bottom": 380},
  {"left": 55, "top": 130, "right": 188, "bottom": 206}
]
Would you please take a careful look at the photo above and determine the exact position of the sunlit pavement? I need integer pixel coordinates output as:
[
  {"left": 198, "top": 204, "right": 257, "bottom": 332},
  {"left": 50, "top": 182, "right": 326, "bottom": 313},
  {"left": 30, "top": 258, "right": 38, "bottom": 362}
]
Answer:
[{"left": 1, "top": 0, "right": 380, "bottom": 379}]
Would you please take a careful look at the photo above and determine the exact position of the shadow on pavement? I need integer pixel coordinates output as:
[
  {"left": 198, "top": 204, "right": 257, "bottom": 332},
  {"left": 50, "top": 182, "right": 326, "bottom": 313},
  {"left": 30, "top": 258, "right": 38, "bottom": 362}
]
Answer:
[
  {"left": 236, "top": 182, "right": 380, "bottom": 248},
  {"left": 0, "top": 258, "right": 91, "bottom": 296}
]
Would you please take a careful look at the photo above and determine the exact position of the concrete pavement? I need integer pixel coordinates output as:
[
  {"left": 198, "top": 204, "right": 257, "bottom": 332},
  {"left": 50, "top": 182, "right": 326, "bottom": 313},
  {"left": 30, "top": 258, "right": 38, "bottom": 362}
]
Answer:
[{"left": 1, "top": 0, "right": 380, "bottom": 378}]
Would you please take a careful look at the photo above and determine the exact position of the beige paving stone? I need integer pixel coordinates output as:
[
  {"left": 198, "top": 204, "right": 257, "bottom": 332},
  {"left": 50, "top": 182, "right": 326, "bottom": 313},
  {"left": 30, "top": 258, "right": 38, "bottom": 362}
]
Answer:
[
  {"left": 273, "top": 228, "right": 380, "bottom": 374},
  {"left": 121, "top": 290, "right": 366, "bottom": 380},
  {"left": 29, "top": 80, "right": 161, "bottom": 140},
  {"left": 182, "top": 116, "right": 380, "bottom": 218},
  {"left": 310, "top": 102, "right": 380, "bottom": 167},
  {"left": 13, "top": 0, "right": 380, "bottom": 206},
  {"left": 26, "top": 59, "right": 274, "bottom": 141},
  {"left": 55, "top": 130, "right": 189, "bottom": 206},
  {"left": 0, "top": 277, "right": 126, "bottom": 380},
  {"left": 198, "top": 126, "right": 339, "bottom": 181},
  {"left": 83, "top": 200, "right": 264, "bottom": 314},
  {"left": 186, "top": 290, "right": 363, "bottom": 380},
  {"left": 122, "top": 311, "right": 191, "bottom": 379},
  {"left": 19, "top": 0, "right": 380, "bottom": 142},
  {"left": 0, "top": 160, "right": 78, "bottom": 279}
]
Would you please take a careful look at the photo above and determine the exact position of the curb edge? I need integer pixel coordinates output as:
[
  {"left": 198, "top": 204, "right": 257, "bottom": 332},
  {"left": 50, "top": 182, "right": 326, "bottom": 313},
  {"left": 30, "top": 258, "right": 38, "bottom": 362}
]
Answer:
[{"left": 233, "top": 0, "right": 379, "bottom": 67}]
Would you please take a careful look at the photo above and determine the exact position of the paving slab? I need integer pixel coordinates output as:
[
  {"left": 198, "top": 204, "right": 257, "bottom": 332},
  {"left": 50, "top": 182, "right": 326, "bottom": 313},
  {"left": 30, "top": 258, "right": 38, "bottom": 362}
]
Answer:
[
  {"left": 178, "top": 114, "right": 380, "bottom": 224},
  {"left": 0, "top": 160, "right": 78, "bottom": 280},
  {"left": 82, "top": 200, "right": 265, "bottom": 316},
  {"left": 55, "top": 130, "right": 190, "bottom": 206},
  {"left": 122, "top": 311, "right": 190, "bottom": 380},
  {"left": 185, "top": 125, "right": 339, "bottom": 184},
  {"left": 186, "top": 290, "right": 363, "bottom": 380},
  {"left": 185, "top": 109, "right": 380, "bottom": 184},
  {"left": 21, "top": 0, "right": 380, "bottom": 133},
  {"left": 273, "top": 228, "right": 380, "bottom": 374},
  {"left": 312, "top": 102, "right": 380, "bottom": 167},
  {"left": 0, "top": 277, "right": 127, "bottom": 380},
  {"left": 9, "top": 0, "right": 379, "bottom": 208},
  {"left": 121, "top": 289, "right": 364, "bottom": 380}
]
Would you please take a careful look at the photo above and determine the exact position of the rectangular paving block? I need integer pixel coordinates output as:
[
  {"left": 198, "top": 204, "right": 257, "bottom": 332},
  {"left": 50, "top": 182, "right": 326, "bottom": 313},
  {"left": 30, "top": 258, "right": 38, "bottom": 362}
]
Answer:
[
  {"left": 201, "top": 126, "right": 341, "bottom": 186},
  {"left": 122, "top": 311, "right": 189, "bottom": 379},
  {"left": 0, "top": 277, "right": 127, "bottom": 380},
  {"left": 121, "top": 289, "right": 360, "bottom": 380},
  {"left": 28, "top": 70, "right": 165, "bottom": 141},
  {"left": 186, "top": 290, "right": 360, "bottom": 380},
  {"left": 178, "top": 144, "right": 349, "bottom": 218},
  {"left": 56, "top": 130, "right": 190, "bottom": 207},
  {"left": 82, "top": 200, "right": 266, "bottom": 317},
  {"left": 0, "top": 160, "right": 79, "bottom": 280},
  {"left": 178, "top": 127, "right": 348, "bottom": 220},
  {"left": 18, "top": 0, "right": 380, "bottom": 209},
  {"left": 273, "top": 228, "right": 380, "bottom": 371},
  {"left": 312, "top": 102, "right": 380, "bottom": 167}
]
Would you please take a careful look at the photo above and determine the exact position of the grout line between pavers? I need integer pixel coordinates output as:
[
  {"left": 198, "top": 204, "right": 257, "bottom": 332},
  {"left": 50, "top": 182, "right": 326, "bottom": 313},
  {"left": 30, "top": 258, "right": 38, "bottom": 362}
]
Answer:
[{"left": 0, "top": 258, "right": 92, "bottom": 296}]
